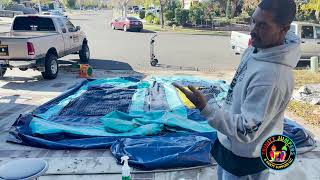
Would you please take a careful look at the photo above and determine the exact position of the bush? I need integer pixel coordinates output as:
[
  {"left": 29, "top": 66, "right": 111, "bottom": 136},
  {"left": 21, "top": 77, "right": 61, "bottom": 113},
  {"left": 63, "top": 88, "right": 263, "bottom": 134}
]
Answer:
[
  {"left": 296, "top": 10, "right": 317, "bottom": 22},
  {"left": 234, "top": 15, "right": 251, "bottom": 24},
  {"left": 214, "top": 18, "right": 233, "bottom": 26},
  {"left": 175, "top": 8, "right": 182, "bottom": 25},
  {"left": 145, "top": 13, "right": 155, "bottom": 23},
  {"left": 166, "top": 20, "right": 178, "bottom": 26},
  {"left": 181, "top": 10, "right": 190, "bottom": 25},
  {"left": 153, "top": 16, "right": 160, "bottom": 25},
  {"left": 62, "top": 0, "right": 76, "bottom": 9},
  {"left": 165, "top": 10, "right": 175, "bottom": 21},
  {"left": 175, "top": 8, "right": 189, "bottom": 26},
  {"left": 146, "top": 12, "right": 154, "bottom": 17},
  {"left": 189, "top": 3, "right": 204, "bottom": 25},
  {"left": 139, "top": 10, "right": 146, "bottom": 19},
  {"left": 212, "top": 4, "right": 221, "bottom": 17}
]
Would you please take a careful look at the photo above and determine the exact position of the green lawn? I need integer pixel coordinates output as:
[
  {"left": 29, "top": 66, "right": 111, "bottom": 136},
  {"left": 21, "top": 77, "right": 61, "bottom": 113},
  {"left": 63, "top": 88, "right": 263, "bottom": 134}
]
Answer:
[{"left": 143, "top": 24, "right": 230, "bottom": 36}]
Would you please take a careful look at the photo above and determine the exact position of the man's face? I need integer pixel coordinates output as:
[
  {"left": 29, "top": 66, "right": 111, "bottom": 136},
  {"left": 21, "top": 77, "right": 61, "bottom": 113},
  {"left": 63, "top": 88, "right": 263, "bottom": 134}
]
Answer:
[{"left": 250, "top": 7, "right": 289, "bottom": 49}]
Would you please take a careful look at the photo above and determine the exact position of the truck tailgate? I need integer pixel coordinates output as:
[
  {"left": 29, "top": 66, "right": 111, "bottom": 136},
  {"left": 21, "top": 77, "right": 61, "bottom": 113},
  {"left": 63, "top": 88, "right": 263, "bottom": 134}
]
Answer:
[
  {"left": 0, "top": 38, "right": 29, "bottom": 59},
  {"left": 0, "top": 32, "right": 60, "bottom": 60}
]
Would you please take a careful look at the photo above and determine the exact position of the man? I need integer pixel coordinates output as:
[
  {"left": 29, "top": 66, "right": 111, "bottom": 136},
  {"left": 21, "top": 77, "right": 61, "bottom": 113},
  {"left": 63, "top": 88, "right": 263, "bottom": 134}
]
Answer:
[{"left": 174, "top": 0, "right": 300, "bottom": 179}]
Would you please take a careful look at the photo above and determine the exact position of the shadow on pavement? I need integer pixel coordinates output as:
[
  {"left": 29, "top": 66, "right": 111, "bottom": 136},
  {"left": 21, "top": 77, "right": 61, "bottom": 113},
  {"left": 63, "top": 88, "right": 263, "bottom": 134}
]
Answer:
[
  {"left": 63, "top": 59, "right": 135, "bottom": 70},
  {"left": 0, "top": 95, "right": 36, "bottom": 132},
  {"left": 0, "top": 59, "right": 145, "bottom": 92},
  {"left": 137, "top": 29, "right": 156, "bottom": 34},
  {"left": 90, "top": 59, "right": 135, "bottom": 70}
]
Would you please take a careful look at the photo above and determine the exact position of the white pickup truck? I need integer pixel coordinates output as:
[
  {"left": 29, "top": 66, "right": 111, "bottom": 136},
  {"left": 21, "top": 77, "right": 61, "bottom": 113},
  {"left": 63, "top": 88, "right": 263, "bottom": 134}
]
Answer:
[
  {"left": 0, "top": 15, "right": 90, "bottom": 79},
  {"left": 231, "top": 21, "right": 320, "bottom": 61}
]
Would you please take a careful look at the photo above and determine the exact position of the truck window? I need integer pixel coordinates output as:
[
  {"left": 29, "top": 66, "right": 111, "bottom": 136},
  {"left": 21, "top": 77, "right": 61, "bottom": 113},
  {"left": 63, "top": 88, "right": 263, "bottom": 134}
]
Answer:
[
  {"left": 315, "top": 26, "right": 320, "bottom": 39},
  {"left": 301, "top": 26, "right": 314, "bottom": 39},
  {"left": 56, "top": 18, "right": 65, "bottom": 29},
  {"left": 13, "top": 17, "right": 56, "bottom": 31},
  {"left": 65, "top": 20, "right": 76, "bottom": 32}
]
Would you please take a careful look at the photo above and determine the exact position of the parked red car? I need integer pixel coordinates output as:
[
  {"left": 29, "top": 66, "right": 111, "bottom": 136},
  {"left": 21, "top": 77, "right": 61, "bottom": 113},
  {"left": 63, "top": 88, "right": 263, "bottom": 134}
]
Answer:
[{"left": 111, "top": 17, "right": 143, "bottom": 32}]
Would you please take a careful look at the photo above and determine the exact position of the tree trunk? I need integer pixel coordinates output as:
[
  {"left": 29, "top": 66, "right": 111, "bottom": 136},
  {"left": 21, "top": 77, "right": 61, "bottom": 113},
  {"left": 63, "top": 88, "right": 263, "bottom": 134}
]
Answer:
[
  {"left": 211, "top": 19, "right": 214, "bottom": 30},
  {"left": 231, "top": 0, "right": 237, "bottom": 18},
  {"left": 160, "top": 5, "right": 164, "bottom": 28},
  {"left": 123, "top": 1, "right": 127, "bottom": 18}
]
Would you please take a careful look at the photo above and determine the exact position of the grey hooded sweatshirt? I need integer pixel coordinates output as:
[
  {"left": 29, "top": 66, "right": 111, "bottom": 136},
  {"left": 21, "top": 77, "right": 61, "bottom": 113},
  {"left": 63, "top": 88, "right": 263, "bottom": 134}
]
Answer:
[{"left": 201, "top": 31, "right": 301, "bottom": 160}]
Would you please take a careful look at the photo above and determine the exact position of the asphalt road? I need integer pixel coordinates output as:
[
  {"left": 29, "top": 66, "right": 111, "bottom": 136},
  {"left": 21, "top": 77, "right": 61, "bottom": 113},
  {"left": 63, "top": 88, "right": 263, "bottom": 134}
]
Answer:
[{"left": 0, "top": 10, "right": 241, "bottom": 71}]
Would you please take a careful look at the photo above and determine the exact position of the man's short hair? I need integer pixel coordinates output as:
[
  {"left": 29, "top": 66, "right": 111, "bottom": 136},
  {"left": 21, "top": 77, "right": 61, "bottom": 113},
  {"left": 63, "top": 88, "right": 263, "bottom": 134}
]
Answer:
[{"left": 258, "top": 0, "right": 296, "bottom": 26}]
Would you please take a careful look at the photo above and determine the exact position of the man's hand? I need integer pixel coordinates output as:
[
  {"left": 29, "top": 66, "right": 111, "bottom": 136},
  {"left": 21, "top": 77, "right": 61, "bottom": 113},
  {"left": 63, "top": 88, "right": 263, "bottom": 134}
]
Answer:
[{"left": 172, "top": 83, "right": 207, "bottom": 111}]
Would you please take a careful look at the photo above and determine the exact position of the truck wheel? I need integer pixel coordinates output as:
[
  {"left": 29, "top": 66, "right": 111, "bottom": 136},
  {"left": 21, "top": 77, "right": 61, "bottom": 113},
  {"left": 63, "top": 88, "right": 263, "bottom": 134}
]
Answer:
[
  {"left": 0, "top": 68, "right": 7, "bottom": 79},
  {"left": 42, "top": 54, "right": 58, "bottom": 80},
  {"left": 79, "top": 44, "right": 90, "bottom": 64}
]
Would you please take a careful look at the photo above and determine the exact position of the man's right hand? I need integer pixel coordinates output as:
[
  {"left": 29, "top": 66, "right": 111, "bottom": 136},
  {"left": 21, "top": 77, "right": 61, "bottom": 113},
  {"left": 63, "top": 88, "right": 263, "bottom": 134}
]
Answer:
[{"left": 172, "top": 83, "right": 207, "bottom": 111}]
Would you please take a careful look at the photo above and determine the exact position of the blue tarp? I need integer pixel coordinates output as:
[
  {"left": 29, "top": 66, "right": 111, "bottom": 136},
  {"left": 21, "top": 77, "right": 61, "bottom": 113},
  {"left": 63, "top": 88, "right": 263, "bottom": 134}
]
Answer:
[
  {"left": 111, "top": 135, "right": 213, "bottom": 170},
  {"left": 8, "top": 77, "right": 222, "bottom": 149},
  {"left": 7, "top": 76, "right": 316, "bottom": 170},
  {"left": 283, "top": 118, "right": 315, "bottom": 148}
]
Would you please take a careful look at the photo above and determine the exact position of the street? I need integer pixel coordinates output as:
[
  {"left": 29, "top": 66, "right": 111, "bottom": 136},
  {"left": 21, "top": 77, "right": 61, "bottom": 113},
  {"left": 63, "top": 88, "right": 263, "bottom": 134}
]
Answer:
[
  {"left": 70, "top": 10, "right": 240, "bottom": 71},
  {"left": 0, "top": 10, "right": 240, "bottom": 71}
]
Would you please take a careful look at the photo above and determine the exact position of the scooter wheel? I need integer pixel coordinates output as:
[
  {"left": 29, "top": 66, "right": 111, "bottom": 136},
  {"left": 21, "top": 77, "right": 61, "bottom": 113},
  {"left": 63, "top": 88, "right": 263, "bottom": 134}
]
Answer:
[{"left": 150, "top": 59, "right": 158, "bottom": 66}]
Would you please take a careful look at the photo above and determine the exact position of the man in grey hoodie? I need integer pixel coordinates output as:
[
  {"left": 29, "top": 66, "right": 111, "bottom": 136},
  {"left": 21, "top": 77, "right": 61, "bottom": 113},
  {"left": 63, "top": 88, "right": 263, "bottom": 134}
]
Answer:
[{"left": 174, "top": 0, "right": 300, "bottom": 179}]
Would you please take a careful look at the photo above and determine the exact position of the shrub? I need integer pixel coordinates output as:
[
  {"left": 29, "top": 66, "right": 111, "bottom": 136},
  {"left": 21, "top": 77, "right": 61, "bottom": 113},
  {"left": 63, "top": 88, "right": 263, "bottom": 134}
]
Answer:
[
  {"left": 145, "top": 13, "right": 155, "bottom": 23},
  {"left": 166, "top": 20, "right": 178, "bottom": 26},
  {"left": 165, "top": 10, "right": 175, "bottom": 21},
  {"left": 234, "top": 15, "right": 251, "bottom": 24},
  {"left": 189, "top": 3, "right": 204, "bottom": 25},
  {"left": 153, "top": 16, "right": 160, "bottom": 25},
  {"left": 175, "top": 8, "right": 182, "bottom": 24},
  {"left": 214, "top": 18, "right": 233, "bottom": 26},
  {"left": 175, "top": 8, "right": 189, "bottom": 26},
  {"left": 139, "top": 10, "right": 146, "bottom": 19}
]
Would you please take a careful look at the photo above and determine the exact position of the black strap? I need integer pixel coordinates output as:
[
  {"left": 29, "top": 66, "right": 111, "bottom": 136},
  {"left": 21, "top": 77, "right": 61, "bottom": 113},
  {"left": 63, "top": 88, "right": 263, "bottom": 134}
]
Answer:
[{"left": 211, "top": 139, "right": 268, "bottom": 176}]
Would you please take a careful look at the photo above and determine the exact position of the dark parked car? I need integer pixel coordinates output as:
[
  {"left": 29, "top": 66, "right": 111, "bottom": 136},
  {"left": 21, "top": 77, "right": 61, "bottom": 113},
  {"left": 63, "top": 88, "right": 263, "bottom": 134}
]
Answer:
[
  {"left": 5, "top": 4, "right": 37, "bottom": 14},
  {"left": 111, "top": 17, "right": 143, "bottom": 32}
]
